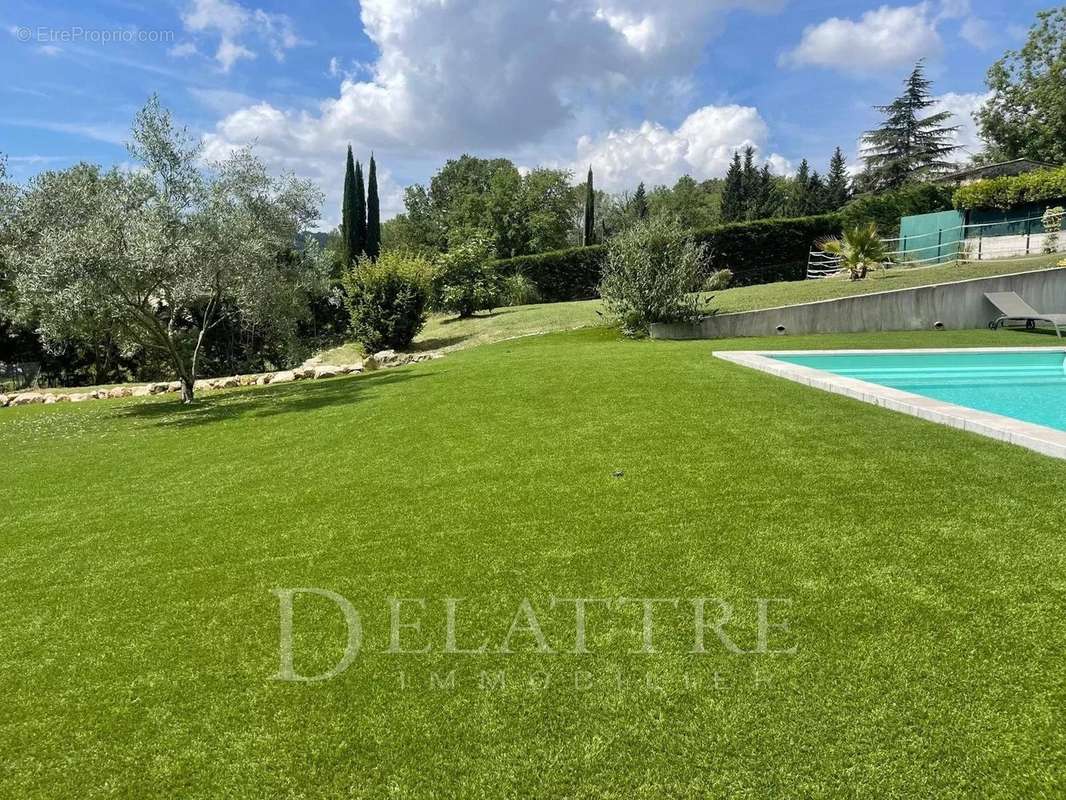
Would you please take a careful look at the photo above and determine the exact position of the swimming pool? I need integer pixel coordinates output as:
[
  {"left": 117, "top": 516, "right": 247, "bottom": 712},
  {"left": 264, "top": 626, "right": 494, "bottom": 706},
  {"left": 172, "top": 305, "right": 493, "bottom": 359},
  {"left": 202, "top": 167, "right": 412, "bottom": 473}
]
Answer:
[
  {"left": 714, "top": 347, "right": 1066, "bottom": 459},
  {"left": 772, "top": 350, "right": 1066, "bottom": 433}
]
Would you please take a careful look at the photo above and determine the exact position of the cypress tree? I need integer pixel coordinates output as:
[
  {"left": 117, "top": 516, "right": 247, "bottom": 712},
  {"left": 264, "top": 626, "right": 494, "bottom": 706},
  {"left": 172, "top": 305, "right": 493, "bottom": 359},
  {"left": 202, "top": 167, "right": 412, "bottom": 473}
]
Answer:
[
  {"left": 341, "top": 145, "right": 358, "bottom": 265},
  {"left": 825, "top": 147, "right": 852, "bottom": 210},
  {"left": 721, "top": 151, "right": 745, "bottom": 222},
  {"left": 366, "top": 154, "right": 381, "bottom": 260},
  {"left": 861, "top": 60, "right": 960, "bottom": 190},
  {"left": 582, "top": 166, "right": 595, "bottom": 246},
  {"left": 353, "top": 159, "right": 367, "bottom": 258}
]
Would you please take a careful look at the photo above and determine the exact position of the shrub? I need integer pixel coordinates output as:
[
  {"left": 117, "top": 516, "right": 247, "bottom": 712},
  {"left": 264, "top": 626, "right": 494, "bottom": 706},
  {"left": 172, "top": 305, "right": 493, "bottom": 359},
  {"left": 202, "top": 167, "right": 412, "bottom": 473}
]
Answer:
[
  {"left": 954, "top": 166, "right": 1066, "bottom": 210},
  {"left": 432, "top": 233, "right": 504, "bottom": 318},
  {"left": 817, "top": 223, "right": 890, "bottom": 281},
  {"left": 1043, "top": 206, "right": 1064, "bottom": 254},
  {"left": 343, "top": 250, "right": 432, "bottom": 351},
  {"left": 501, "top": 272, "right": 541, "bottom": 307},
  {"left": 841, "top": 184, "right": 954, "bottom": 237},
  {"left": 599, "top": 217, "right": 710, "bottom": 337}
]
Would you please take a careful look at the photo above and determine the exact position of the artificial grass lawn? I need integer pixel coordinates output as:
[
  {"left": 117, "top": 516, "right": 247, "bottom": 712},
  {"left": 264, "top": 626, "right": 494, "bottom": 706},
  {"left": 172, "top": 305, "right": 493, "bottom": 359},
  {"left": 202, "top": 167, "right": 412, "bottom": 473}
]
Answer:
[{"left": 3, "top": 327, "right": 1065, "bottom": 797}]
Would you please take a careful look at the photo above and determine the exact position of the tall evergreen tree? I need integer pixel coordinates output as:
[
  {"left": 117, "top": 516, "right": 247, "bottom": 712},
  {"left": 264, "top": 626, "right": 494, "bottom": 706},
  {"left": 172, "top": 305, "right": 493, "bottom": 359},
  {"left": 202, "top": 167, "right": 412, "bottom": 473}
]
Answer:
[
  {"left": 632, "top": 182, "right": 649, "bottom": 220},
  {"left": 353, "top": 159, "right": 367, "bottom": 258},
  {"left": 752, "top": 164, "right": 780, "bottom": 220},
  {"left": 740, "top": 146, "right": 759, "bottom": 219},
  {"left": 582, "top": 166, "right": 595, "bottom": 246},
  {"left": 341, "top": 145, "right": 359, "bottom": 264},
  {"left": 860, "top": 60, "right": 960, "bottom": 190},
  {"left": 366, "top": 154, "right": 381, "bottom": 260},
  {"left": 808, "top": 171, "right": 826, "bottom": 215},
  {"left": 825, "top": 147, "right": 852, "bottom": 210},
  {"left": 789, "top": 159, "right": 812, "bottom": 216},
  {"left": 721, "top": 152, "right": 745, "bottom": 222}
]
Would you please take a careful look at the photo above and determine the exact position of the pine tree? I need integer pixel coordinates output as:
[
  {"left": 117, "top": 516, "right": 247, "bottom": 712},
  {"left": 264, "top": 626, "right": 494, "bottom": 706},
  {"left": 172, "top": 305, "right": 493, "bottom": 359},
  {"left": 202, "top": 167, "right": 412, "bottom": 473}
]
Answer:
[
  {"left": 721, "top": 152, "right": 745, "bottom": 222},
  {"left": 860, "top": 60, "right": 960, "bottom": 191},
  {"left": 341, "top": 145, "right": 358, "bottom": 265},
  {"left": 808, "top": 170, "right": 826, "bottom": 215},
  {"left": 754, "top": 163, "right": 780, "bottom": 220},
  {"left": 582, "top": 166, "right": 595, "bottom": 246},
  {"left": 353, "top": 159, "right": 367, "bottom": 258},
  {"left": 632, "top": 182, "right": 648, "bottom": 220},
  {"left": 825, "top": 147, "right": 852, "bottom": 210},
  {"left": 366, "top": 154, "right": 381, "bottom": 260},
  {"left": 740, "top": 146, "right": 758, "bottom": 219},
  {"left": 790, "top": 159, "right": 811, "bottom": 216}
]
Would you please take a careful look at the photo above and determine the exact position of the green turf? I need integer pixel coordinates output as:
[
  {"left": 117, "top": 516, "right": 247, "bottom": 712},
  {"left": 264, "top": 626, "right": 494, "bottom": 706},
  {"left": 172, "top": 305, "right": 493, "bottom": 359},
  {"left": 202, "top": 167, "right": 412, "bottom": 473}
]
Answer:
[{"left": 2, "top": 327, "right": 1064, "bottom": 797}]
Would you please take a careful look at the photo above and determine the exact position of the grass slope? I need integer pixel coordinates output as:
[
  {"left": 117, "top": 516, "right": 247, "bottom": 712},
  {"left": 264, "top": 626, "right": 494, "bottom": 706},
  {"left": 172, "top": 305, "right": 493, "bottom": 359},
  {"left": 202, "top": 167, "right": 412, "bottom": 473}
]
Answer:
[
  {"left": 2, "top": 327, "right": 1064, "bottom": 798},
  {"left": 319, "top": 253, "right": 1064, "bottom": 362}
]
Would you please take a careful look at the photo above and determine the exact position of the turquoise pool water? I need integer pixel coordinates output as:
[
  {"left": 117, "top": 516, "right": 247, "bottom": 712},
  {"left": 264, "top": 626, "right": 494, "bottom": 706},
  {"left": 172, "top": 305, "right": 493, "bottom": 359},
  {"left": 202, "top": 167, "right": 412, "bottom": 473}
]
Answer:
[{"left": 774, "top": 350, "right": 1066, "bottom": 432}]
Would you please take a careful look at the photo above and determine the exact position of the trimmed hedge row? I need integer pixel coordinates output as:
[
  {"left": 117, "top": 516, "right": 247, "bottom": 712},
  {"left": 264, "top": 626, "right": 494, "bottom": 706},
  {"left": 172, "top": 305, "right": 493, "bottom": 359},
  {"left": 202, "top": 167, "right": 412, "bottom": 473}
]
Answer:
[
  {"left": 491, "top": 213, "right": 843, "bottom": 300},
  {"left": 953, "top": 165, "right": 1066, "bottom": 211},
  {"left": 493, "top": 245, "right": 606, "bottom": 302}
]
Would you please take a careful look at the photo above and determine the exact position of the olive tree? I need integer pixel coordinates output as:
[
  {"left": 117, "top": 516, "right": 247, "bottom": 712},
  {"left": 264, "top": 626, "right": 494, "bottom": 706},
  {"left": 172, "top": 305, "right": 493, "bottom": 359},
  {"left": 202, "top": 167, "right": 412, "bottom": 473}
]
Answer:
[{"left": 5, "top": 97, "right": 323, "bottom": 402}]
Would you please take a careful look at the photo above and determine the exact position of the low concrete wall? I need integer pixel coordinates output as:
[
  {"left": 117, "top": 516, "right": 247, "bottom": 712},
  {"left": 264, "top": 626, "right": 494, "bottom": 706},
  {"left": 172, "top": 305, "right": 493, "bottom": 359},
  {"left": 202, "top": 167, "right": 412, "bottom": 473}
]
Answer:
[{"left": 651, "top": 267, "right": 1066, "bottom": 340}]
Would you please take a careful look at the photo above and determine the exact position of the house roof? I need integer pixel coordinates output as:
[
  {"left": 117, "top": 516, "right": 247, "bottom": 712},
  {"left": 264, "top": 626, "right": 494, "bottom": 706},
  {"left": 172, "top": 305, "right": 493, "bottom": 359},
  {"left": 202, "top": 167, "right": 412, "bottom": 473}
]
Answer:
[{"left": 936, "top": 158, "right": 1056, "bottom": 183}]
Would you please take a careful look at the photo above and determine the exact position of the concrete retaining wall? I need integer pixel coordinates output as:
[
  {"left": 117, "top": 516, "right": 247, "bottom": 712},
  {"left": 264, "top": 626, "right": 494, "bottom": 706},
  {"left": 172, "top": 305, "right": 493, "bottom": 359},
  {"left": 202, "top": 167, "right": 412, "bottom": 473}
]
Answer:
[{"left": 650, "top": 267, "right": 1066, "bottom": 340}]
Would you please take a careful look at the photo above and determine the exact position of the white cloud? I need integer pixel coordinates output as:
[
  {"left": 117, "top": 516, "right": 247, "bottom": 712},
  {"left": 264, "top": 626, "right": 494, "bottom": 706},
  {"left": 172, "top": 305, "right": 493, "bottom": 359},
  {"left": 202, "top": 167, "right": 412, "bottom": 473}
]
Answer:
[
  {"left": 199, "top": 0, "right": 788, "bottom": 226},
  {"left": 180, "top": 0, "right": 300, "bottom": 72},
  {"left": 569, "top": 104, "right": 787, "bottom": 191},
  {"left": 930, "top": 91, "right": 990, "bottom": 157},
  {"left": 959, "top": 16, "right": 992, "bottom": 49},
  {"left": 782, "top": 3, "right": 943, "bottom": 74}
]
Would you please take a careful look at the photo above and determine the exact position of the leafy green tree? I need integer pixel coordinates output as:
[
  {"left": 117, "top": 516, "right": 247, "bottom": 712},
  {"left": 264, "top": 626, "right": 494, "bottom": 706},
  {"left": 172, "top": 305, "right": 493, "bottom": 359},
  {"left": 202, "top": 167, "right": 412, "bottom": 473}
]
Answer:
[
  {"left": 861, "top": 61, "right": 959, "bottom": 190},
  {"left": 341, "top": 146, "right": 359, "bottom": 265},
  {"left": 515, "top": 168, "right": 579, "bottom": 254},
  {"left": 397, "top": 155, "right": 578, "bottom": 258},
  {"left": 647, "top": 175, "right": 721, "bottom": 230},
  {"left": 3, "top": 97, "right": 322, "bottom": 402},
  {"left": 366, "top": 155, "right": 381, "bottom": 260},
  {"left": 431, "top": 232, "right": 503, "bottom": 318},
  {"left": 825, "top": 147, "right": 852, "bottom": 210},
  {"left": 976, "top": 8, "right": 1066, "bottom": 165},
  {"left": 582, "top": 167, "right": 595, "bottom": 245}
]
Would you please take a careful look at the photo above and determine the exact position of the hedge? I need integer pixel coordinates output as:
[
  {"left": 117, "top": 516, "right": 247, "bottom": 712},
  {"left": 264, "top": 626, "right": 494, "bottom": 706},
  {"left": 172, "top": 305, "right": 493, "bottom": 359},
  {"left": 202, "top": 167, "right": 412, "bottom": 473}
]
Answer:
[
  {"left": 491, "top": 213, "right": 843, "bottom": 300},
  {"left": 841, "top": 184, "right": 954, "bottom": 237},
  {"left": 493, "top": 245, "right": 605, "bottom": 302},
  {"left": 953, "top": 165, "right": 1066, "bottom": 211}
]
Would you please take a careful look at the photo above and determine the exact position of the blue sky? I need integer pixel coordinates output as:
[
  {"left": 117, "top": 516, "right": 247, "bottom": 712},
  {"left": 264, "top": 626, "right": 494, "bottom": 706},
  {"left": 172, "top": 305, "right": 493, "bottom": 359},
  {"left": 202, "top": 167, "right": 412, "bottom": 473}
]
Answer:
[{"left": 0, "top": 0, "right": 1046, "bottom": 227}]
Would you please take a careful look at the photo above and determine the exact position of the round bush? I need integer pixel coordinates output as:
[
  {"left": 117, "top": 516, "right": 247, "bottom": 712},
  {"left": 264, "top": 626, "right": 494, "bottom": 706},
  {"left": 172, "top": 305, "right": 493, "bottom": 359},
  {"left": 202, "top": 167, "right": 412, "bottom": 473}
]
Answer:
[{"left": 343, "top": 251, "right": 431, "bottom": 351}]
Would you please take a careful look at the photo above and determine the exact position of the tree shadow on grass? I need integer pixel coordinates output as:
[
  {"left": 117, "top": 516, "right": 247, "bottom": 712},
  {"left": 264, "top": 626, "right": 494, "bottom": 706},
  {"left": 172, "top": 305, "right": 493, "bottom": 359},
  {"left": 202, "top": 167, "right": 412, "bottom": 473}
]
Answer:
[
  {"left": 435, "top": 309, "right": 514, "bottom": 326},
  {"left": 115, "top": 369, "right": 429, "bottom": 429},
  {"left": 411, "top": 334, "right": 468, "bottom": 351}
]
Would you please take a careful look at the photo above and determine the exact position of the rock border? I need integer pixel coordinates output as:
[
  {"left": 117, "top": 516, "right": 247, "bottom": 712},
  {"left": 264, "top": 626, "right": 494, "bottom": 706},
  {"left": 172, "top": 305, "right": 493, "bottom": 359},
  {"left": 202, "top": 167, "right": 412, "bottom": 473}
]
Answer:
[{"left": 0, "top": 349, "right": 442, "bottom": 409}]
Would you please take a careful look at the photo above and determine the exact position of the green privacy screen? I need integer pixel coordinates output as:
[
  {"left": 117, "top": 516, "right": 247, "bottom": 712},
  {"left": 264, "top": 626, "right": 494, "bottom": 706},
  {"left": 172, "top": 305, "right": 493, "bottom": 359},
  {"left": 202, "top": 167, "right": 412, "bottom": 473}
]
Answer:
[{"left": 897, "top": 210, "right": 965, "bottom": 265}]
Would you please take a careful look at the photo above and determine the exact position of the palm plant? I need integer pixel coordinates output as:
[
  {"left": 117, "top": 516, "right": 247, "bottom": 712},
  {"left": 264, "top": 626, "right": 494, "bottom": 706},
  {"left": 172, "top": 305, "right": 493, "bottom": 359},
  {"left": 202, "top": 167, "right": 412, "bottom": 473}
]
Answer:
[{"left": 818, "top": 223, "right": 889, "bottom": 281}]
